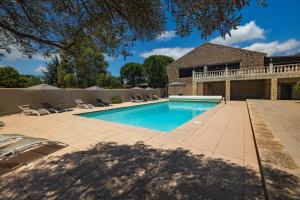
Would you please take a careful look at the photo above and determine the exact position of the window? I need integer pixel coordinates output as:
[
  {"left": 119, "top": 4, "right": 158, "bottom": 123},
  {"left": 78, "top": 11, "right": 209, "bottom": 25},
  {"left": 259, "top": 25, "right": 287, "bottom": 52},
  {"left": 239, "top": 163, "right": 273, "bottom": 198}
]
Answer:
[
  {"left": 178, "top": 66, "right": 203, "bottom": 78},
  {"left": 179, "top": 68, "right": 193, "bottom": 78}
]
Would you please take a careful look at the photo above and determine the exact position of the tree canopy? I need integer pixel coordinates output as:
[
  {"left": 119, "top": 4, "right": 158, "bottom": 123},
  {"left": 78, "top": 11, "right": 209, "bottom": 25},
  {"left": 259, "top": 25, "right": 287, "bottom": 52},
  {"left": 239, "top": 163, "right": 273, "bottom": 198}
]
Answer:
[
  {"left": 43, "top": 44, "right": 108, "bottom": 88},
  {"left": 120, "top": 62, "right": 145, "bottom": 87},
  {"left": 0, "top": 0, "right": 265, "bottom": 58},
  {"left": 43, "top": 56, "right": 59, "bottom": 86},
  {"left": 143, "top": 55, "right": 174, "bottom": 88},
  {"left": 0, "top": 66, "right": 41, "bottom": 88},
  {"left": 96, "top": 73, "right": 123, "bottom": 89}
]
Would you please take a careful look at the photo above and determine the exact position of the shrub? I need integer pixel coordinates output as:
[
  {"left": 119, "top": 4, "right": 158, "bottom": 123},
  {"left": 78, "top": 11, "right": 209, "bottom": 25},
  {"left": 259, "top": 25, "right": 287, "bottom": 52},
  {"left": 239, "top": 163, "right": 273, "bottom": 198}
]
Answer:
[{"left": 111, "top": 95, "right": 122, "bottom": 104}]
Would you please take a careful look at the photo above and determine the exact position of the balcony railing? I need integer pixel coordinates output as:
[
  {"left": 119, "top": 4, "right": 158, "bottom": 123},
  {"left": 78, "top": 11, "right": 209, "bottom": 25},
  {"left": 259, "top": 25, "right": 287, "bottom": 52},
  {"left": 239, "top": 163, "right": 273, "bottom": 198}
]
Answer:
[{"left": 193, "top": 63, "right": 300, "bottom": 80}]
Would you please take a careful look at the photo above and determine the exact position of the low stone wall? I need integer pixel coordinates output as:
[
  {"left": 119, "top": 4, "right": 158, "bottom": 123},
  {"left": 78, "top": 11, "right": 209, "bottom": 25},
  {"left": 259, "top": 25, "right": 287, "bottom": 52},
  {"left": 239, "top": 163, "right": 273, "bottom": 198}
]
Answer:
[{"left": 0, "top": 88, "right": 159, "bottom": 114}]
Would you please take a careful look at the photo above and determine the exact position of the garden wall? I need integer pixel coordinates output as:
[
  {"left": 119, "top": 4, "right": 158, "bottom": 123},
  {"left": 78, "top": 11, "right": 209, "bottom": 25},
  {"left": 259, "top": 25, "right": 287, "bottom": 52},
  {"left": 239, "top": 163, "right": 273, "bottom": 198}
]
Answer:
[{"left": 0, "top": 88, "right": 160, "bottom": 114}]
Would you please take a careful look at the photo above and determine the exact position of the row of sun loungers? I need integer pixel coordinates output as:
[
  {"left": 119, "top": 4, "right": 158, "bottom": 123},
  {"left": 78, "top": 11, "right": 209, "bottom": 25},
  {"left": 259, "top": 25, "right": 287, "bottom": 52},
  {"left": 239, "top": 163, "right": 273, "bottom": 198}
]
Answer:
[
  {"left": 17, "top": 96, "right": 159, "bottom": 116},
  {"left": 17, "top": 98, "right": 112, "bottom": 116},
  {"left": 130, "top": 95, "right": 160, "bottom": 103}
]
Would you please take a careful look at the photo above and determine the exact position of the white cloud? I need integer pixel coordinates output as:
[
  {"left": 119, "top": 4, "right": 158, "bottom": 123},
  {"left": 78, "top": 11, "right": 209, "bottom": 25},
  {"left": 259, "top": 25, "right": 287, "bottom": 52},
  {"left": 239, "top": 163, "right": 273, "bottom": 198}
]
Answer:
[
  {"left": 140, "top": 47, "right": 194, "bottom": 60},
  {"left": 156, "top": 30, "right": 176, "bottom": 41},
  {"left": 210, "top": 21, "right": 265, "bottom": 45},
  {"left": 35, "top": 65, "right": 48, "bottom": 73},
  {"left": 0, "top": 46, "right": 47, "bottom": 61},
  {"left": 244, "top": 39, "right": 300, "bottom": 56}
]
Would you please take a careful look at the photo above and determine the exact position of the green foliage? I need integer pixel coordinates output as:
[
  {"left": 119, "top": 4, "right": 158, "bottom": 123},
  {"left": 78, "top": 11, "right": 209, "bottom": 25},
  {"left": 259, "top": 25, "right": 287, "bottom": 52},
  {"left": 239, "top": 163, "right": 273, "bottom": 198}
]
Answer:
[
  {"left": 0, "top": 1, "right": 259, "bottom": 59},
  {"left": 111, "top": 95, "right": 122, "bottom": 104},
  {"left": 20, "top": 75, "right": 42, "bottom": 87},
  {"left": 70, "top": 46, "right": 108, "bottom": 88},
  {"left": 294, "top": 81, "right": 300, "bottom": 91},
  {"left": 96, "top": 73, "right": 123, "bottom": 89},
  {"left": 52, "top": 44, "right": 108, "bottom": 88},
  {"left": 0, "top": 66, "right": 42, "bottom": 88},
  {"left": 120, "top": 62, "right": 145, "bottom": 87},
  {"left": 43, "top": 56, "right": 59, "bottom": 86},
  {"left": 0, "top": 67, "right": 25, "bottom": 88},
  {"left": 63, "top": 73, "right": 76, "bottom": 88},
  {"left": 143, "top": 55, "right": 174, "bottom": 88}
]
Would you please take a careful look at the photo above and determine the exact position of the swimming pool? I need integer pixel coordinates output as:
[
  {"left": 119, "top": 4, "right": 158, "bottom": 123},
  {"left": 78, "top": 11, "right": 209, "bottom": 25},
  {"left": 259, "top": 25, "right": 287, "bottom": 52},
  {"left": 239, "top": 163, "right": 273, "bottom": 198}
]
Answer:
[{"left": 79, "top": 101, "right": 217, "bottom": 132}]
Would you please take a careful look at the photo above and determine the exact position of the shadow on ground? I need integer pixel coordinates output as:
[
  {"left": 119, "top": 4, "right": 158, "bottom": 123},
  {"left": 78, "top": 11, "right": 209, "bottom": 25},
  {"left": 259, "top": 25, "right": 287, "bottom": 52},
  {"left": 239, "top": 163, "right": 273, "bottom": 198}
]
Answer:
[{"left": 1, "top": 142, "right": 299, "bottom": 200}]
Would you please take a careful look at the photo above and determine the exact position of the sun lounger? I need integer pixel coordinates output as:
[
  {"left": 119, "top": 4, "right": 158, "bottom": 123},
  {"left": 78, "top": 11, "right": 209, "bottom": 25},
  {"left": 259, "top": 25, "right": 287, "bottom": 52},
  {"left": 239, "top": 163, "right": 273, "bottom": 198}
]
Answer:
[
  {"left": 18, "top": 105, "right": 51, "bottom": 116},
  {"left": 0, "top": 134, "right": 24, "bottom": 144},
  {"left": 136, "top": 96, "right": 146, "bottom": 102},
  {"left": 130, "top": 96, "right": 142, "bottom": 103},
  {"left": 0, "top": 137, "right": 55, "bottom": 159},
  {"left": 145, "top": 95, "right": 155, "bottom": 101},
  {"left": 95, "top": 99, "right": 111, "bottom": 106},
  {"left": 75, "top": 99, "right": 94, "bottom": 109},
  {"left": 153, "top": 95, "right": 160, "bottom": 100},
  {"left": 41, "top": 102, "right": 72, "bottom": 113}
]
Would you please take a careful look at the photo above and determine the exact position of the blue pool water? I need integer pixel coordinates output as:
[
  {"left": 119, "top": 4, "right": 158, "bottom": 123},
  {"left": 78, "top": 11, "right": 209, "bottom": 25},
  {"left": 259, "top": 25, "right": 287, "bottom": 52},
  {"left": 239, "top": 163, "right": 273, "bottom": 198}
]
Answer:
[{"left": 79, "top": 101, "right": 217, "bottom": 132}]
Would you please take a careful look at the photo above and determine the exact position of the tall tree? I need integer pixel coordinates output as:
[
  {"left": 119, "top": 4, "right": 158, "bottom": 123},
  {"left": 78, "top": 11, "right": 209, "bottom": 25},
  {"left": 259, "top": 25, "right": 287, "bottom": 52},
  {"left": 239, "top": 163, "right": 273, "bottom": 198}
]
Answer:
[
  {"left": 53, "top": 43, "right": 108, "bottom": 88},
  {"left": 120, "top": 62, "right": 145, "bottom": 87},
  {"left": 43, "top": 55, "right": 60, "bottom": 86},
  {"left": 0, "top": 1, "right": 265, "bottom": 58},
  {"left": 71, "top": 46, "right": 108, "bottom": 88},
  {"left": 143, "top": 55, "right": 174, "bottom": 88}
]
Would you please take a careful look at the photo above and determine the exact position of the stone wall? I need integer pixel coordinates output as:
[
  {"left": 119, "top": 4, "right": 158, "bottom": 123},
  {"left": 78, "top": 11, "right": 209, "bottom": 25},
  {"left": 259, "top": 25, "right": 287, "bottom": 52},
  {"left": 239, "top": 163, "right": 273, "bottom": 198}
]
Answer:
[{"left": 0, "top": 88, "right": 159, "bottom": 114}]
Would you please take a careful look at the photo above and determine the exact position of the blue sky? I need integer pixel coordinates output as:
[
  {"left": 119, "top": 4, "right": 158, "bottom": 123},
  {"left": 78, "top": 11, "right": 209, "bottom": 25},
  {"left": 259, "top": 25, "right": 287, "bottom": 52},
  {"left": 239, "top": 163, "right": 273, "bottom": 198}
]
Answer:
[{"left": 1, "top": 0, "right": 300, "bottom": 76}]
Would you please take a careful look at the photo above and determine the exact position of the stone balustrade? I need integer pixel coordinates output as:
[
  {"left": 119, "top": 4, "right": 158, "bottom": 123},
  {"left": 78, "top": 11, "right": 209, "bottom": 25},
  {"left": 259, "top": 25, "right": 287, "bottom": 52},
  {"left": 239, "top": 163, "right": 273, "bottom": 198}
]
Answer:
[{"left": 193, "top": 63, "right": 300, "bottom": 82}]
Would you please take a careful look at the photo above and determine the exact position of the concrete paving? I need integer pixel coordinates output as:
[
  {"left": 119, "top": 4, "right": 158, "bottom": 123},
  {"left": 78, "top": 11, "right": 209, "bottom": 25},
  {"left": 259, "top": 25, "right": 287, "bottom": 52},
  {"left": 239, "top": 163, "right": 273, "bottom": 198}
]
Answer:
[
  {"left": 0, "top": 101, "right": 263, "bottom": 199},
  {"left": 253, "top": 100, "right": 300, "bottom": 167}
]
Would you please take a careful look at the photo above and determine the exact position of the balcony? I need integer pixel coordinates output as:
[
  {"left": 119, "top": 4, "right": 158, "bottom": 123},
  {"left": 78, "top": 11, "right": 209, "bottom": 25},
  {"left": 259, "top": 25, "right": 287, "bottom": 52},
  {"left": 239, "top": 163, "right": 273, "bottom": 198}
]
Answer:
[{"left": 193, "top": 63, "right": 300, "bottom": 82}]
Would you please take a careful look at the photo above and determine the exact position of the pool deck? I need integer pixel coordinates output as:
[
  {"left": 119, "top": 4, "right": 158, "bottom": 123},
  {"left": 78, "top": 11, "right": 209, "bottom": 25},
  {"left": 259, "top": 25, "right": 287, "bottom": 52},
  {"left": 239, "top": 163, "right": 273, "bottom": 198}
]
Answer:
[{"left": 0, "top": 101, "right": 264, "bottom": 199}]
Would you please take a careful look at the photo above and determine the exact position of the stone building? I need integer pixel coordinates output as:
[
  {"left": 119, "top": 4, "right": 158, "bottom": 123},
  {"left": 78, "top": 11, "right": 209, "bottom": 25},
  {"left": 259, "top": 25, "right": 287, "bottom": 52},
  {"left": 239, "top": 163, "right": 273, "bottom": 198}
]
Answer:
[{"left": 167, "top": 43, "right": 300, "bottom": 100}]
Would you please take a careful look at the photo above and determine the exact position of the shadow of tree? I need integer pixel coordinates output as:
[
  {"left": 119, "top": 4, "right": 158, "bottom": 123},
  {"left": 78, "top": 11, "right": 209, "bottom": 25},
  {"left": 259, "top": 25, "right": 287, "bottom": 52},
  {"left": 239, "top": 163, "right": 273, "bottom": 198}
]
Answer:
[{"left": 1, "top": 142, "right": 299, "bottom": 200}]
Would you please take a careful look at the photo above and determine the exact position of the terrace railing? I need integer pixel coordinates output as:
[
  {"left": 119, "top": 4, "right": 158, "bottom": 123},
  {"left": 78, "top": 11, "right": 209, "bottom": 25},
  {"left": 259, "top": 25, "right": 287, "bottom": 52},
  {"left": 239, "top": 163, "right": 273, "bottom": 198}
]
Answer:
[{"left": 193, "top": 63, "right": 300, "bottom": 81}]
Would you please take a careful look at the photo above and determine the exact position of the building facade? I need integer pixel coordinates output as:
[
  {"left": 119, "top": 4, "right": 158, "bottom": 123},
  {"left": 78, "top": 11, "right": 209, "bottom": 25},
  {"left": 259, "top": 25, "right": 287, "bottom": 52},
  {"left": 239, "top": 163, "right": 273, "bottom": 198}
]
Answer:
[{"left": 167, "top": 43, "right": 300, "bottom": 100}]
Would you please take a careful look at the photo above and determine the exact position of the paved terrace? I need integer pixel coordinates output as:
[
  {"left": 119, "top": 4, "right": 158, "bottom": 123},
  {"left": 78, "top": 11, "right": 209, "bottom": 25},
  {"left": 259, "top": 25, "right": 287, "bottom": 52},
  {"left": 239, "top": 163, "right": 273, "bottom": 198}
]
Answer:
[{"left": 1, "top": 101, "right": 264, "bottom": 199}]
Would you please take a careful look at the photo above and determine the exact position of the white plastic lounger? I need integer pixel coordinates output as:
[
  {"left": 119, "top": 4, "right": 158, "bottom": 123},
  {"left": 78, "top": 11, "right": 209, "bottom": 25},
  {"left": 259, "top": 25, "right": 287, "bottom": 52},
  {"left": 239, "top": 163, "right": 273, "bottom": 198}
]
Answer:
[
  {"left": 0, "top": 137, "right": 56, "bottom": 159},
  {"left": 130, "top": 96, "right": 142, "bottom": 103},
  {"left": 18, "top": 105, "right": 51, "bottom": 116},
  {"left": 169, "top": 95, "right": 222, "bottom": 103},
  {"left": 75, "top": 99, "right": 94, "bottom": 109},
  {"left": 0, "top": 134, "right": 25, "bottom": 143}
]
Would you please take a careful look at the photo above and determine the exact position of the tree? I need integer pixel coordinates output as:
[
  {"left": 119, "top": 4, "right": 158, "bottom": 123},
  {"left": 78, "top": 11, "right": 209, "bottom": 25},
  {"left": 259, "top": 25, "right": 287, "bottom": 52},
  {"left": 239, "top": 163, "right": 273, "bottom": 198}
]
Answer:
[
  {"left": 0, "top": 1, "right": 265, "bottom": 58},
  {"left": 20, "top": 75, "right": 42, "bottom": 87},
  {"left": 70, "top": 46, "right": 108, "bottom": 88},
  {"left": 143, "top": 55, "right": 174, "bottom": 88},
  {"left": 57, "top": 58, "right": 76, "bottom": 88},
  {"left": 295, "top": 52, "right": 300, "bottom": 56},
  {"left": 120, "top": 62, "right": 145, "bottom": 87},
  {"left": 0, "top": 66, "right": 41, "bottom": 88},
  {"left": 0, "top": 67, "right": 25, "bottom": 88},
  {"left": 96, "top": 73, "right": 123, "bottom": 89},
  {"left": 43, "top": 56, "right": 60, "bottom": 86}
]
